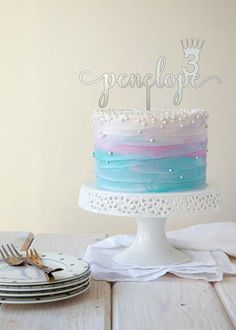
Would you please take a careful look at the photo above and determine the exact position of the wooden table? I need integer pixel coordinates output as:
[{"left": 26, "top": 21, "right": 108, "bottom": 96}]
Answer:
[{"left": 0, "top": 231, "right": 235, "bottom": 330}]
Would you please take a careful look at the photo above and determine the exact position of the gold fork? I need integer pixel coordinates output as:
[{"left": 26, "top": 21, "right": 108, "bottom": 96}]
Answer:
[
  {"left": 1, "top": 244, "right": 63, "bottom": 282},
  {"left": 26, "top": 249, "right": 63, "bottom": 279},
  {"left": 0, "top": 244, "right": 25, "bottom": 266}
]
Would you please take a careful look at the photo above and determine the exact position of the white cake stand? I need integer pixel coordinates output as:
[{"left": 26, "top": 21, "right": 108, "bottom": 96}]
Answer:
[{"left": 79, "top": 182, "right": 222, "bottom": 267}]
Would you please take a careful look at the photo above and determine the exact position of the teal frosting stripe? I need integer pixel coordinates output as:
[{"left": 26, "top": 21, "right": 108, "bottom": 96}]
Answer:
[
  {"left": 95, "top": 177, "right": 206, "bottom": 193},
  {"left": 96, "top": 166, "right": 206, "bottom": 183},
  {"left": 95, "top": 157, "right": 206, "bottom": 171}
]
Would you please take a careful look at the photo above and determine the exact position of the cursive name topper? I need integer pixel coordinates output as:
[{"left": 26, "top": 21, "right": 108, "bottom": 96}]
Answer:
[{"left": 79, "top": 39, "right": 222, "bottom": 110}]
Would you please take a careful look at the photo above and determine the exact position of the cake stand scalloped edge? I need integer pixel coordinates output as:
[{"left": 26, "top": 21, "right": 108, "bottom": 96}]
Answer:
[{"left": 79, "top": 182, "right": 222, "bottom": 217}]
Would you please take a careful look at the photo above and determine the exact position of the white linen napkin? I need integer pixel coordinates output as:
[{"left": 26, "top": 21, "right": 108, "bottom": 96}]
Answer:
[{"left": 84, "top": 222, "right": 236, "bottom": 282}]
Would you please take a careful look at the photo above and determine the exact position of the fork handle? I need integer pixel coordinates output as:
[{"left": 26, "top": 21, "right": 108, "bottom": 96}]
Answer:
[{"left": 26, "top": 260, "right": 63, "bottom": 274}]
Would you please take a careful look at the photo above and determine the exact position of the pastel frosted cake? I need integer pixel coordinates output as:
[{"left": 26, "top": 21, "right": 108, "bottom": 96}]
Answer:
[{"left": 92, "top": 109, "right": 208, "bottom": 193}]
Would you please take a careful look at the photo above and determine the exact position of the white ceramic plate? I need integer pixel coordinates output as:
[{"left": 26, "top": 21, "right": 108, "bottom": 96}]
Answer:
[
  {"left": 0, "top": 278, "right": 90, "bottom": 297},
  {"left": 0, "top": 282, "right": 90, "bottom": 304},
  {"left": 0, "top": 272, "right": 91, "bottom": 292},
  {"left": 0, "top": 252, "right": 90, "bottom": 285}
]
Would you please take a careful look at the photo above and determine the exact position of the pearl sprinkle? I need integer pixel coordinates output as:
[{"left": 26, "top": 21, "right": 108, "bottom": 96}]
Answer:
[{"left": 93, "top": 109, "right": 208, "bottom": 127}]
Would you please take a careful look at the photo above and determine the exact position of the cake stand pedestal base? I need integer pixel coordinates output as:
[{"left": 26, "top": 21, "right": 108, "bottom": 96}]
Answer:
[
  {"left": 79, "top": 182, "right": 222, "bottom": 267},
  {"left": 114, "top": 217, "right": 191, "bottom": 266}
]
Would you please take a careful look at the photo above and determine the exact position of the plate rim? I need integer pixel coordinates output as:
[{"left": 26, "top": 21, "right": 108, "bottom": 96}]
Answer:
[
  {"left": 0, "top": 279, "right": 90, "bottom": 297},
  {"left": 0, "top": 251, "right": 91, "bottom": 286},
  {"left": 0, "top": 283, "right": 90, "bottom": 304},
  {"left": 0, "top": 273, "right": 91, "bottom": 291}
]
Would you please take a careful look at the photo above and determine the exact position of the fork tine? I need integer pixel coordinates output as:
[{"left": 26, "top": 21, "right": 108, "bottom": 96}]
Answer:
[
  {"left": 30, "top": 249, "right": 34, "bottom": 258},
  {"left": 0, "top": 245, "right": 25, "bottom": 266},
  {"left": 7, "top": 244, "right": 16, "bottom": 258},
  {"left": 11, "top": 244, "right": 22, "bottom": 257},
  {"left": 34, "top": 248, "right": 40, "bottom": 258},
  {"left": 0, "top": 249, "right": 6, "bottom": 261},
  {"left": 1, "top": 245, "right": 9, "bottom": 258}
]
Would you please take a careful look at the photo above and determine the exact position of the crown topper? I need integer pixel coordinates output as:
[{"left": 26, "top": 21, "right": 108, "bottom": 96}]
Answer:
[{"left": 181, "top": 38, "right": 205, "bottom": 58}]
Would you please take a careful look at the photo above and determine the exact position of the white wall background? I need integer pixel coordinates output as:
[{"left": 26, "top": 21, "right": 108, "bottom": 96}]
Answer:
[{"left": 0, "top": 0, "right": 235, "bottom": 235}]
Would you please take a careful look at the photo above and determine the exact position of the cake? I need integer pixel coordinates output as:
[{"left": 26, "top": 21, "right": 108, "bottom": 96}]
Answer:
[{"left": 92, "top": 109, "right": 208, "bottom": 193}]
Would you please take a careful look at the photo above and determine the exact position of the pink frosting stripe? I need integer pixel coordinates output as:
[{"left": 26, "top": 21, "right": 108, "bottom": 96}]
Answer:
[
  {"left": 95, "top": 142, "right": 207, "bottom": 157},
  {"left": 184, "top": 150, "right": 206, "bottom": 158}
]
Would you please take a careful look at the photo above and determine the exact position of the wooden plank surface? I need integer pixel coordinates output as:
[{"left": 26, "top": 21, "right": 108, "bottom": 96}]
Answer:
[
  {"left": 213, "top": 257, "right": 236, "bottom": 327},
  {"left": 113, "top": 276, "right": 234, "bottom": 330},
  {"left": 0, "top": 233, "right": 111, "bottom": 330},
  {"left": 0, "top": 231, "right": 33, "bottom": 251},
  {"left": 214, "top": 276, "right": 236, "bottom": 328}
]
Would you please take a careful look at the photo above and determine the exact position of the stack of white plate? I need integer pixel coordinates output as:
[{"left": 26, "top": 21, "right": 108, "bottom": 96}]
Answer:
[{"left": 0, "top": 251, "right": 90, "bottom": 304}]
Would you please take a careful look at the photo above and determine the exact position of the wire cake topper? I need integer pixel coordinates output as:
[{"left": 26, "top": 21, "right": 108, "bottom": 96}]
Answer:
[{"left": 79, "top": 39, "right": 222, "bottom": 110}]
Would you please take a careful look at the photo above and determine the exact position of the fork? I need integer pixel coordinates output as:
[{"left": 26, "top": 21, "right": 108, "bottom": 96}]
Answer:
[
  {"left": 26, "top": 248, "right": 63, "bottom": 274},
  {"left": 0, "top": 244, "right": 63, "bottom": 282},
  {"left": 0, "top": 244, "right": 25, "bottom": 266},
  {"left": 26, "top": 248, "right": 63, "bottom": 282}
]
